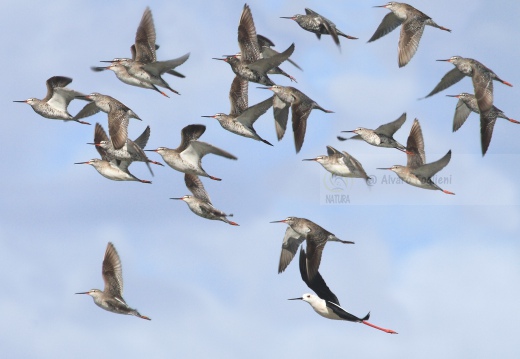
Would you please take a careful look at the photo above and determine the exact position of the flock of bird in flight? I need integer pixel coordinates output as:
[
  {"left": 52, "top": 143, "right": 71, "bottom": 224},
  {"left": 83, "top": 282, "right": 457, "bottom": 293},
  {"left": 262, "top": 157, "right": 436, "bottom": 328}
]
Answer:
[{"left": 14, "top": 2, "right": 515, "bottom": 334}]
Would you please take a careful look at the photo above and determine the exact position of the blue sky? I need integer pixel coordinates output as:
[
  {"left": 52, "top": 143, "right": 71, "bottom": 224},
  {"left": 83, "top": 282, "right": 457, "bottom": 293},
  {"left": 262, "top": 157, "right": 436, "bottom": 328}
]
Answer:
[{"left": 2, "top": 0, "right": 520, "bottom": 358}]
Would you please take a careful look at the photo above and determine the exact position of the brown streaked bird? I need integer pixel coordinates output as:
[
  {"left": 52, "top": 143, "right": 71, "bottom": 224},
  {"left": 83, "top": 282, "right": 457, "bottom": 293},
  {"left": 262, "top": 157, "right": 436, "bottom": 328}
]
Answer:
[
  {"left": 281, "top": 8, "right": 358, "bottom": 50},
  {"left": 93, "top": 62, "right": 170, "bottom": 97},
  {"left": 270, "top": 217, "right": 353, "bottom": 278},
  {"left": 76, "top": 242, "right": 151, "bottom": 320},
  {"left": 303, "top": 146, "right": 370, "bottom": 183},
  {"left": 214, "top": 4, "right": 295, "bottom": 86},
  {"left": 145, "top": 124, "right": 237, "bottom": 181},
  {"left": 95, "top": 7, "right": 189, "bottom": 96},
  {"left": 447, "top": 93, "right": 519, "bottom": 155},
  {"left": 258, "top": 85, "right": 334, "bottom": 153},
  {"left": 378, "top": 119, "right": 454, "bottom": 194},
  {"left": 92, "top": 44, "right": 185, "bottom": 78},
  {"left": 90, "top": 122, "right": 162, "bottom": 176},
  {"left": 76, "top": 130, "right": 152, "bottom": 184},
  {"left": 257, "top": 34, "right": 300, "bottom": 81},
  {"left": 14, "top": 76, "right": 90, "bottom": 125},
  {"left": 338, "top": 113, "right": 407, "bottom": 152},
  {"left": 202, "top": 78, "right": 274, "bottom": 145},
  {"left": 74, "top": 158, "right": 151, "bottom": 183},
  {"left": 74, "top": 92, "right": 141, "bottom": 124},
  {"left": 289, "top": 248, "right": 397, "bottom": 334},
  {"left": 368, "top": 2, "right": 451, "bottom": 67},
  {"left": 171, "top": 174, "right": 239, "bottom": 226},
  {"left": 424, "top": 56, "right": 513, "bottom": 98},
  {"left": 425, "top": 56, "right": 513, "bottom": 120}
]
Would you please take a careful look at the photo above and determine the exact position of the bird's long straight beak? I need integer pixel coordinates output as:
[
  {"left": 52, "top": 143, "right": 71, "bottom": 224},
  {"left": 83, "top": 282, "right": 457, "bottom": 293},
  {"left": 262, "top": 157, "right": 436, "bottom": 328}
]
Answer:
[
  {"left": 74, "top": 162, "right": 89, "bottom": 165},
  {"left": 212, "top": 57, "right": 227, "bottom": 61},
  {"left": 90, "top": 66, "right": 108, "bottom": 72},
  {"left": 373, "top": 5, "right": 388, "bottom": 8},
  {"left": 445, "top": 95, "right": 460, "bottom": 98},
  {"left": 302, "top": 158, "right": 317, "bottom": 161},
  {"left": 13, "top": 100, "right": 27, "bottom": 103},
  {"left": 270, "top": 220, "right": 287, "bottom": 223},
  {"left": 257, "top": 86, "right": 273, "bottom": 90},
  {"left": 75, "top": 292, "right": 89, "bottom": 295},
  {"left": 170, "top": 197, "right": 184, "bottom": 200},
  {"left": 288, "top": 297, "right": 303, "bottom": 300},
  {"left": 341, "top": 130, "right": 356, "bottom": 133},
  {"left": 436, "top": 58, "right": 451, "bottom": 62},
  {"left": 280, "top": 16, "right": 295, "bottom": 20},
  {"left": 144, "top": 149, "right": 158, "bottom": 152},
  {"left": 75, "top": 95, "right": 90, "bottom": 100},
  {"left": 99, "top": 60, "right": 116, "bottom": 63},
  {"left": 201, "top": 115, "right": 215, "bottom": 118},
  {"left": 377, "top": 167, "right": 392, "bottom": 170}
]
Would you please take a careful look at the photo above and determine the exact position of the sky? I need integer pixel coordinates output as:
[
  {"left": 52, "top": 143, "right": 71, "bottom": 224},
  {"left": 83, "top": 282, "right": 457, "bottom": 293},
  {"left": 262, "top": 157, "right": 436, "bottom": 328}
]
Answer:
[{"left": 1, "top": 0, "right": 520, "bottom": 358}]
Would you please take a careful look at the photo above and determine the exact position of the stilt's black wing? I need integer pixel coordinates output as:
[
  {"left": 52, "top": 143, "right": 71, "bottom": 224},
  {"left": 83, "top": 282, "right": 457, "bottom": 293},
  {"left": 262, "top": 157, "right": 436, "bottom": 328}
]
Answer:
[{"left": 299, "top": 248, "right": 339, "bottom": 306}]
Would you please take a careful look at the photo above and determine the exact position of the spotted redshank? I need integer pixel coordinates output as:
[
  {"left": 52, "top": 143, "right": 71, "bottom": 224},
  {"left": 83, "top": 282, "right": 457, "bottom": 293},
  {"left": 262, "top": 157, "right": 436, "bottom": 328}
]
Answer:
[
  {"left": 146, "top": 124, "right": 237, "bottom": 181},
  {"left": 425, "top": 56, "right": 513, "bottom": 122},
  {"left": 303, "top": 146, "right": 370, "bottom": 183},
  {"left": 338, "top": 113, "right": 407, "bottom": 152},
  {"left": 171, "top": 174, "right": 239, "bottom": 226},
  {"left": 281, "top": 8, "right": 358, "bottom": 50},
  {"left": 14, "top": 76, "right": 90, "bottom": 125},
  {"left": 90, "top": 122, "right": 163, "bottom": 176},
  {"left": 214, "top": 4, "right": 295, "bottom": 86},
  {"left": 74, "top": 93, "right": 141, "bottom": 123},
  {"left": 74, "top": 158, "right": 151, "bottom": 184},
  {"left": 95, "top": 7, "right": 189, "bottom": 96},
  {"left": 368, "top": 2, "right": 451, "bottom": 67},
  {"left": 76, "top": 242, "right": 151, "bottom": 320},
  {"left": 447, "top": 93, "right": 519, "bottom": 155},
  {"left": 378, "top": 119, "right": 454, "bottom": 194},
  {"left": 271, "top": 217, "right": 353, "bottom": 278},
  {"left": 202, "top": 78, "right": 273, "bottom": 145},
  {"left": 257, "top": 34, "right": 299, "bottom": 81},
  {"left": 258, "top": 85, "right": 334, "bottom": 153}
]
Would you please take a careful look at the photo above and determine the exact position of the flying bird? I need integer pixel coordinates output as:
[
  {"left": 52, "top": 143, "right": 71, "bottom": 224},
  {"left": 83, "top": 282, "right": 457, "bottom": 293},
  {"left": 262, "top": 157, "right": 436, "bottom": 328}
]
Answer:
[
  {"left": 368, "top": 2, "right": 451, "bottom": 67},
  {"left": 281, "top": 8, "right": 357, "bottom": 50},
  {"left": 14, "top": 76, "right": 90, "bottom": 125},
  {"left": 74, "top": 158, "right": 151, "bottom": 183},
  {"left": 424, "top": 56, "right": 513, "bottom": 124},
  {"left": 214, "top": 4, "right": 295, "bottom": 86},
  {"left": 338, "top": 113, "right": 408, "bottom": 153},
  {"left": 259, "top": 85, "right": 333, "bottom": 153},
  {"left": 425, "top": 57, "right": 514, "bottom": 156},
  {"left": 378, "top": 119, "right": 454, "bottom": 194},
  {"left": 257, "top": 34, "right": 301, "bottom": 81},
  {"left": 90, "top": 121, "right": 162, "bottom": 176},
  {"left": 146, "top": 124, "right": 237, "bottom": 181},
  {"left": 74, "top": 92, "right": 141, "bottom": 124},
  {"left": 76, "top": 242, "right": 151, "bottom": 320},
  {"left": 271, "top": 217, "right": 353, "bottom": 278},
  {"left": 202, "top": 78, "right": 274, "bottom": 146},
  {"left": 93, "top": 7, "right": 189, "bottom": 96},
  {"left": 171, "top": 174, "right": 239, "bottom": 226},
  {"left": 447, "top": 93, "right": 519, "bottom": 155},
  {"left": 289, "top": 248, "right": 397, "bottom": 334},
  {"left": 303, "top": 146, "right": 370, "bottom": 183}
]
